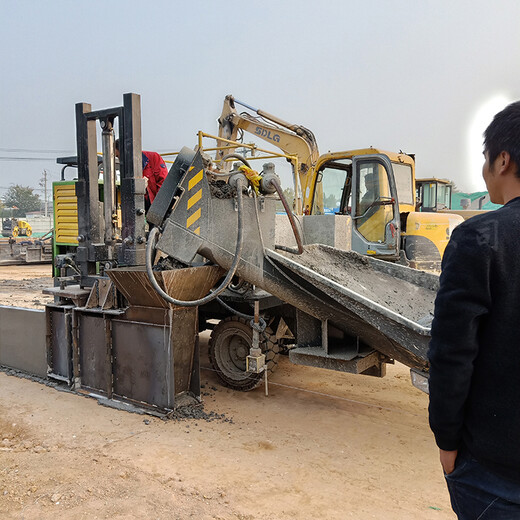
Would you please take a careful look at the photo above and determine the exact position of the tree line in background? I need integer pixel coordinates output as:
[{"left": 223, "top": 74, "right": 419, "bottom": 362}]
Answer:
[{"left": 0, "top": 185, "right": 42, "bottom": 217}]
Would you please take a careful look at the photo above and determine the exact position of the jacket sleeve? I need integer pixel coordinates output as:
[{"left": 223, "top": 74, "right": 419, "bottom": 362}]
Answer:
[
  {"left": 153, "top": 154, "right": 168, "bottom": 191},
  {"left": 428, "top": 221, "right": 492, "bottom": 451}
]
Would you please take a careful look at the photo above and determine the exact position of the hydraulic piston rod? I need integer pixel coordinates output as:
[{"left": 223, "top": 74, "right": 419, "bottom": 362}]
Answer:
[{"left": 101, "top": 117, "right": 116, "bottom": 256}]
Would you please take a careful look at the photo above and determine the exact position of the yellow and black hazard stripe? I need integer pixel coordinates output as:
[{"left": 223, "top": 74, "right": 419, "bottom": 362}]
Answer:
[{"left": 186, "top": 165, "right": 203, "bottom": 235}]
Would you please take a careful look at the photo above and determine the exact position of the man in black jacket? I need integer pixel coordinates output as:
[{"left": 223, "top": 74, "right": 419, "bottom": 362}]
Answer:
[{"left": 429, "top": 101, "right": 520, "bottom": 519}]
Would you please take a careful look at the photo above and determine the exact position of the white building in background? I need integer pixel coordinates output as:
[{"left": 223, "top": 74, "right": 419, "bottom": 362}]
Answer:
[{"left": 25, "top": 211, "right": 53, "bottom": 235}]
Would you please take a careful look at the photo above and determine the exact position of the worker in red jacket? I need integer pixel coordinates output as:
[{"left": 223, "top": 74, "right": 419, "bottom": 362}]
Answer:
[{"left": 114, "top": 139, "right": 168, "bottom": 210}]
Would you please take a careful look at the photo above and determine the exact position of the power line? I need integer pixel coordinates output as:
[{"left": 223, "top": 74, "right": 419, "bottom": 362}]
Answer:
[
  {"left": 0, "top": 157, "right": 59, "bottom": 162},
  {"left": 0, "top": 147, "right": 74, "bottom": 154}
]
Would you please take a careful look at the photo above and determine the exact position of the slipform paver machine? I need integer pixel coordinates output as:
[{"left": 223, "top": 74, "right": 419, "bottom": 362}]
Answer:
[{"left": 0, "top": 94, "right": 434, "bottom": 414}]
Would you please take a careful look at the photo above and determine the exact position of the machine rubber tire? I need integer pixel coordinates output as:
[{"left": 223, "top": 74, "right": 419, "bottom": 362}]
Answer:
[
  {"left": 208, "top": 316, "right": 280, "bottom": 391},
  {"left": 12, "top": 226, "right": 19, "bottom": 237}
]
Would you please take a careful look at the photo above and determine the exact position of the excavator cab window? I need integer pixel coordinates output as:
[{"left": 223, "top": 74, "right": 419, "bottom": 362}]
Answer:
[
  {"left": 436, "top": 183, "right": 452, "bottom": 210},
  {"left": 419, "top": 182, "right": 436, "bottom": 211},
  {"left": 392, "top": 162, "right": 414, "bottom": 205},
  {"left": 310, "top": 159, "right": 352, "bottom": 215}
]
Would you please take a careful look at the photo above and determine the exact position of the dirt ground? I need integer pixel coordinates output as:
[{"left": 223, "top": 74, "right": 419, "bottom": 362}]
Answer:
[
  {"left": 0, "top": 264, "right": 454, "bottom": 519},
  {"left": 0, "top": 263, "right": 54, "bottom": 309}
]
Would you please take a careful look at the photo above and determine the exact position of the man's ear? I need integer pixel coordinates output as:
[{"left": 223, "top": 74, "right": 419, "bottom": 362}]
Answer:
[{"left": 496, "top": 151, "right": 512, "bottom": 175}]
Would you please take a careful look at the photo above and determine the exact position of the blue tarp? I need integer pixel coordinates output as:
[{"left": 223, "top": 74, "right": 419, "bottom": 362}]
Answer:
[{"left": 451, "top": 191, "right": 502, "bottom": 211}]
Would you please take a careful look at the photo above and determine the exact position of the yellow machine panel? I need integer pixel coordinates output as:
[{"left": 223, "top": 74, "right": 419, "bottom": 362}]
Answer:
[
  {"left": 53, "top": 183, "right": 78, "bottom": 245},
  {"left": 404, "top": 212, "right": 464, "bottom": 270}
]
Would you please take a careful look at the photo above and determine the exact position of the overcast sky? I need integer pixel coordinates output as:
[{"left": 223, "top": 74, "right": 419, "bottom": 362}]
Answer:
[{"left": 1, "top": 0, "right": 519, "bottom": 203}]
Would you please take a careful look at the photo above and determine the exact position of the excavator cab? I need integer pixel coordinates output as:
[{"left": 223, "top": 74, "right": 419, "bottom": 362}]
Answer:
[
  {"left": 310, "top": 153, "right": 400, "bottom": 260},
  {"left": 416, "top": 178, "right": 453, "bottom": 212}
]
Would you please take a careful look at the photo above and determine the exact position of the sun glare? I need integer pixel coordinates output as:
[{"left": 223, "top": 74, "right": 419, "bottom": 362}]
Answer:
[{"left": 466, "top": 95, "right": 512, "bottom": 191}]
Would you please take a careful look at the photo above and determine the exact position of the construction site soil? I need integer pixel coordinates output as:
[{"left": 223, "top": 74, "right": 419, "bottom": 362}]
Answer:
[{"left": 0, "top": 264, "right": 454, "bottom": 519}]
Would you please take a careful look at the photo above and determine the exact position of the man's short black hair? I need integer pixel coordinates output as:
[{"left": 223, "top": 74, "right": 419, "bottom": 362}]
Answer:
[
  {"left": 484, "top": 101, "right": 520, "bottom": 176},
  {"left": 114, "top": 138, "right": 119, "bottom": 151}
]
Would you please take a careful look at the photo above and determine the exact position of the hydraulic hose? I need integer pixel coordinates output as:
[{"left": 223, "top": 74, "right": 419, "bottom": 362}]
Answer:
[
  {"left": 205, "top": 153, "right": 253, "bottom": 178},
  {"left": 215, "top": 296, "right": 267, "bottom": 332},
  {"left": 270, "top": 178, "right": 304, "bottom": 255},
  {"left": 218, "top": 153, "right": 252, "bottom": 170},
  {"left": 145, "top": 178, "right": 246, "bottom": 307}
]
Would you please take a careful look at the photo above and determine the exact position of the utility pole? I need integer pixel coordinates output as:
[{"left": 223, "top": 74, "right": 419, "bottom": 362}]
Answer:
[
  {"left": 44, "top": 169, "right": 48, "bottom": 217},
  {"left": 40, "top": 169, "right": 48, "bottom": 217}
]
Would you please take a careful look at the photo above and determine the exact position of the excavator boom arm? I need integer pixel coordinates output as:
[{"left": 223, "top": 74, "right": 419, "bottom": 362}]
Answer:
[{"left": 217, "top": 95, "right": 320, "bottom": 202}]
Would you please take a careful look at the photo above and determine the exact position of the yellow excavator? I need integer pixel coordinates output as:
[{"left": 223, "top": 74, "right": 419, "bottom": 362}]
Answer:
[{"left": 217, "top": 95, "right": 463, "bottom": 270}]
